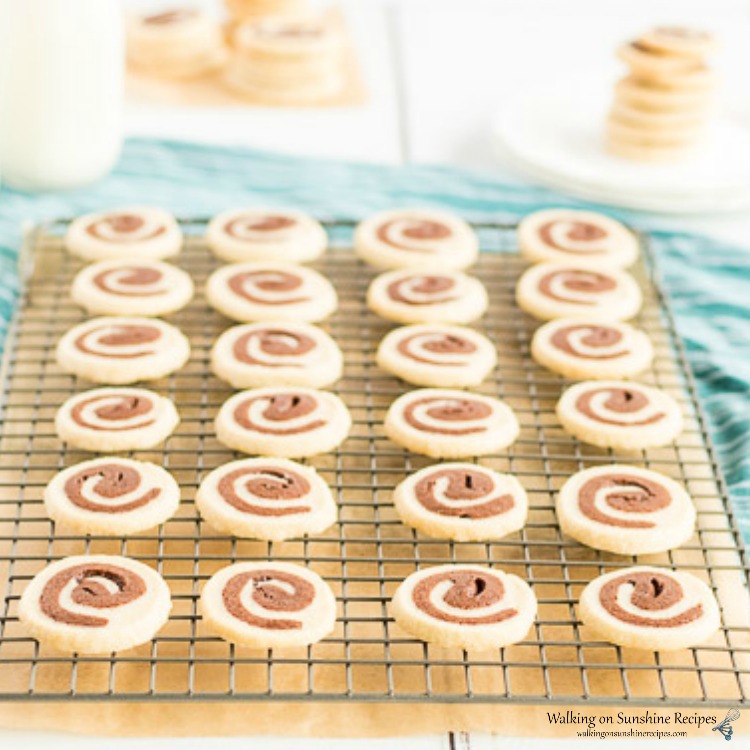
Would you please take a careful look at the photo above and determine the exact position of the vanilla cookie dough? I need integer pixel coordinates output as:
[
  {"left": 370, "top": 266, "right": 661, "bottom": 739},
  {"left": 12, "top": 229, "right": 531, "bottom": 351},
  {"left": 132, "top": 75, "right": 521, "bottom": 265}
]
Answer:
[
  {"left": 518, "top": 209, "right": 639, "bottom": 268},
  {"left": 56, "top": 317, "right": 191, "bottom": 384},
  {"left": 207, "top": 208, "right": 328, "bottom": 263},
  {"left": 367, "top": 268, "right": 488, "bottom": 325},
  {"left": 44, "top": 457, "right": 180, "bottom": 536},
  {"left": 200, "top": 561, "right": 336, "bottom": 648},
  {"left": 211, "top": 321, "right": 343, "bottom": 389},
  {"left": 206, "top": 261, "right": 337, "bottom": 323},
  {"left": 71, "top": 259, "right": 194, "bottom": 317},
  {"left": 65, "top": 208, "right": 182, "bottom": 261},
  {"left": 516, "top": 262, "right": 642, "bottom": 321},
  {"left": 556, "top": 465, "right": 695, "bottom": 555},
  {"left": 385, "top": 388, "right": 519, "bottom": 459},
  {"left": 377, "top": 324, "right": 496, "bottom": 388},
  {"left": 391, "top": 564, "right": 537, "bottom": 650},
  {"left": 18, "top": 555, "right": 172, "bottom": 654},
  {"left": 394, "top": 463, "right": 528, "bottom": 542},
  {"left": 56, "top": 387, "right": 180, "bottom": 452},
  {"left": 355, "top": 209, "right": 479, "bottom": 271},
  {"left": 579, "top": 566, "right": 720, "bottom": 651},
  {"left": 216, "top": 386, "right": 351, "bottom": 458},
  {"left": 196, "top": 458, "right": 336, "bottom": 541},
  {"left": 556, "top": 380, "right": 683, "bottom": 451},
  {"left": 531, "top": 318, "right": 654, "bottom": 380}
]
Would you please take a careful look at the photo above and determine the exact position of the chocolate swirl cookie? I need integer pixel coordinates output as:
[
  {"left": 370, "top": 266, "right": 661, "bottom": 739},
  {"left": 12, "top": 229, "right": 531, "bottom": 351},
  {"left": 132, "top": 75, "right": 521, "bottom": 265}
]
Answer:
[
  {"left": 56, "top": 387, "right": 180, "bottom": 452},
  {"left": 200, "top": 561, "right": 337, "bottom": 648},
  {"left": 196, "top": 458, "right": 337, "bottom": 541},
  {"left": 56, "top": 316, "right": 191, "bottom": 384},
  {"left": 394, "top": 463, "right": 528, "bottom": 541},
  {"left": 579, "top": 566, "right": 720, "bottom": 650},
  {"left": 206, "top": 261, "right": 337, "bottom": 323},
  {"left": 64, "top": 207, "right": 182, "bottom": 261},
  {"left": 216, "top": 386, "right": 351, "bottom": 458},
  {"left": 211, "top": 321, "right": 343, "bottom": 389},
  {"left": 71, "top": 258, "right": 194, "bottom": 317},
  {"left": 531, "top": 317, "right": 653, "bottom": 380},
  {"left": 385, "top": 388, "right": 519, "bottom": 458},
  {"left": 556, "top": 380, "right": 683, "bottom": 450},
  {"left": 556, "top": 465, "right": 695, "bottom": 554},
  {"left": 355, "top": 209, "right": 478, "bottom": 271},
  {"left": 518, "top": 209, "right": 638, "bottom": 268},
  {"left": 391, "top": 564, "right": 537, "bottom": 649},
  {"left": 516, "top": 261, "right": 642, "bottom": 322},
  {"left": 44, "top": 457, "right": 180, "bottom": 536},
  {"left": 207, "top": 208, "right": 327, "bottom": 263},
  {"left": 377, "top": 324, "right": 497, "bottom": 387},
  {"left": 18, "top": 555, "right": 171, "bottom": 653}
]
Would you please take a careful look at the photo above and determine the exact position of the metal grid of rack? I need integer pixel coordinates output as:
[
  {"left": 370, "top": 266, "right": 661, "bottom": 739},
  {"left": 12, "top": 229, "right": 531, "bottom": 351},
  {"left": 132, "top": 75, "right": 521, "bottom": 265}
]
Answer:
[{"left": 0, "top": 218, "right": 748, "bottom": 704}]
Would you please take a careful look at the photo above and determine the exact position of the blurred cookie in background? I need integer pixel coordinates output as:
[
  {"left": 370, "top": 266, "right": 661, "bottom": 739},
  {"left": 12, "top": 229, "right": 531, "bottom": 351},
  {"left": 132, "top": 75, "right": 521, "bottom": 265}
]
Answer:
[{"left": 225, "top": 0, "right": 309, "bottom": 23}]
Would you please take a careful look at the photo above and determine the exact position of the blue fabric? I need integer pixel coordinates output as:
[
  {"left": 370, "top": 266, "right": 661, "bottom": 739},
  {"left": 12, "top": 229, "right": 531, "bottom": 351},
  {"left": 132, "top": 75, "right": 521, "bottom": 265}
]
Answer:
[{"left": 1, "top": 137, "right": 749, "bottom": 544}]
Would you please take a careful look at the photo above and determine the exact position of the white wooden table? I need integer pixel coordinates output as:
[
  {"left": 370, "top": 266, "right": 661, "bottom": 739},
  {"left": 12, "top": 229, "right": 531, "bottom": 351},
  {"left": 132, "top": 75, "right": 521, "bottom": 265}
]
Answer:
[{"left": 3, "top": 1, "right": 748, "bottom": 747}]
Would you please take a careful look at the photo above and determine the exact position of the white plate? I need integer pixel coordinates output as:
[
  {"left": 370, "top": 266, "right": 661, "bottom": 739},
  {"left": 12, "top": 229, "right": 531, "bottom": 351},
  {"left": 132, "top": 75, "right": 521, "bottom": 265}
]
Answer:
[{"left": 492, "top": 84, "right": 750, "bottom": 213}]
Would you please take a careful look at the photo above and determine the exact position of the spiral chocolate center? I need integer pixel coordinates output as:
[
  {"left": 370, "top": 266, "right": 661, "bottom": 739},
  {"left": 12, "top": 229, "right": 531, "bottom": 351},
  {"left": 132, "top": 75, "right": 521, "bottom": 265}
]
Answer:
[
  {"left": 86, "top": 214, "right": 165, "bottom": 242},
  {"left": 40, "top": 563, "right": 146, "bottom": 627},
  {"left": 414, "top": 468, "right": 513, "bottom": 519},
  {"left": 396, "top": 332, "right": 476, "bottom": 365},
  {"left": 403, "top": 397, "right": 492, "bottom": 435},
  {"left": 387, "top": 275, "right": 458, "bottom": 305},
  {"left": 578, "top": 474, "right": 670, "bottom": 528},
  {"left": 232, "top": 329, "right": 316, "bottom": 366},
  {"left": 377, "top": 219, "right": 452, "bottom": 253},
  {"left": 233, "top": 393, "right": 325, "bottom": 435},
  {"left": 228, "top": 271, "right": 307, "bottom": 305},
  {"left": 538, "top": 270, "right": 617, "bottom": 304},
  {"left": 222, "top": 570, "right": 315, "bottom": 629},
  {"left": 599, "top": 572, "right": 703, "bottom": 628},
  {"left": 217, "top": 467, "right": 311, "bottom": 516},
  {"left": 575, "top": 387, "right": 665, "bottom": 426},
  {"left": 412, "top": 570, "right": 516, "bottom": 624},
  {"left": 70, "top": 394, "right": 155, "bottom": 431},
  {"left": 550, "top": 325, "right": 626, "bottom": 359},
  {"left": 225, "top": 215, "right": 296, "bottom": 238},
  {"left": 539, "top": 221, "right": 607, "bottom": 252},
  {"left": 144, "top": 10, "right": 196, "bottom": 25},
  {"left": 92, "top": 267, "right": 164, "bottom": 296},
  {"left": 74, "top": 324, "right": 162, "bottom": 358},
  {"left": 64, "top": 464, "right": 159, "bottom": 513}
]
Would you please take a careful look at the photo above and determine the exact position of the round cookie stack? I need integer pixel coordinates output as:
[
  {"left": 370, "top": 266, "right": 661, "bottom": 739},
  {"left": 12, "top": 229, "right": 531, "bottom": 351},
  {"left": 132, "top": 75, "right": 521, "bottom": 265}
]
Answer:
[
  {"left": 127, "top": 9, "right": 228, "bottom": 80},
  {"left": 225, "top": 15, "right": 344, "bottom": 103},
  {"left": 606, "top": 26, "right": 719, "bottom": 162}
]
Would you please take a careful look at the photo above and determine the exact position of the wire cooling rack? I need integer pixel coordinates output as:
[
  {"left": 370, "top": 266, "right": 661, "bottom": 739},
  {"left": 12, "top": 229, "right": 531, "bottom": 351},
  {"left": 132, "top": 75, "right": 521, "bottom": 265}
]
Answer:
[{"left": 0, "top": 218, "right": 748, "bottom": 706}]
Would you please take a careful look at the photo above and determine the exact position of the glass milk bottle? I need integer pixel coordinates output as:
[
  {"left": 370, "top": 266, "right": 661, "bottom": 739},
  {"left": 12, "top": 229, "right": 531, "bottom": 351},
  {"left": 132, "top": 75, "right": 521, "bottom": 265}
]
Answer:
[{"left": 0, "top": 0, "right": 124, "bottom": 191}]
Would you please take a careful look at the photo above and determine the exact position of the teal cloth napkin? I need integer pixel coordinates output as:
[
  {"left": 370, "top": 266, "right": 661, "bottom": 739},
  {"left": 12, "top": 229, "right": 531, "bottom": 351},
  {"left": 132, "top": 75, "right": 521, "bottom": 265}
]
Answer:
[{"left": 1, "top": 137, "right": 749, "bottom": 544}]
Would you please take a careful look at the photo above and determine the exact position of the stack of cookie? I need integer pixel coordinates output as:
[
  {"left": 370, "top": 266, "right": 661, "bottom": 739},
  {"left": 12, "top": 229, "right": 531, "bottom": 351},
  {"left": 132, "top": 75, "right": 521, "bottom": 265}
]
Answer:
[
  {"left": 606, "top": 26, "right": 719, "bottom": 162},
  {"left": 225, "top": 0, "right": 309, "bottom": 22},
  {"left": 127, "top": 8, "right": 228, "bottom": 79},
  {"left": 224, "top": 15, "right": 344, "bottom": 103}
]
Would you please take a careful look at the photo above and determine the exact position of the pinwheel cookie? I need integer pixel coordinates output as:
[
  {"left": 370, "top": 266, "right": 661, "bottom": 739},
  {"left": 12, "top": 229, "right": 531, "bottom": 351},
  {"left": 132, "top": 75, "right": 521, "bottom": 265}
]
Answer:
[
  {"left": 44, "top": 457, "right": 180, "bottom": 536},
  {"left": 211, "top": 321, "right": 343, "bottom": 389},
  {"left": 215, "top": 386, "right": 351, "bottom": 458},
  {"left": 377, "top": 324, "right": 496, "bottom": 387},
  {"left": 355, "top": 208, "right": 478, "bottom": 271},
  {"left": 518, "top": 209, "right": 639, "bottom": 268},
  {"left": 385, "top": 388, "right": 519, "bottom": 459},
  {"left": 556, "top": 380, "right": 683, "bottom": 450},
  {"left": 207, "top": 208, "right": 327, "bottom": 263},
  {"left": 393, "top": 463, "right": 528, "bottom": 542},
  {"left": 19, "top": 555, "right": 171, "bottom": 654},
  {"left": 196, "top": 458, "right": 337, "bottom": 541},
  {"left": 55, "top": 387, "right": 180, "bottom": 452},
  {"left": 56, "top": 317, "right": 191, "bottom": 384},
  {"left": 206, "top": 261, "right": 337, "bottom": 323},
  {"left": 71, "top": 258, "right": 194, "bottom": 317},
  {"left": 200, "top": 561, "right": 337, "bottom": 648},
  {"left": 391, "top": 564, "right": 537, "bottom": 650},
  {"left": 367, "top": 268, "right": 488, "bottom": 325},
  {"left": 516, "top": 262, "right": 642, "bottom": 321},
  {"left": 65, "top": 207, "right": 182, "bottom": 261},
  {"left": 579, "top": 566, "right": 720, "bottom": 650},
  {"left": 531, "top": 318, "right": 653, "bottom": 380},
  {"left": 556, "top": 465, "right": 695, "bottom": 555}
]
